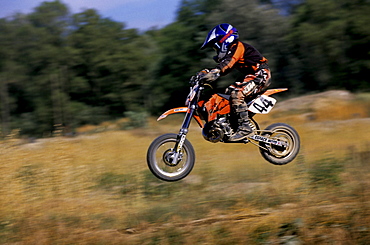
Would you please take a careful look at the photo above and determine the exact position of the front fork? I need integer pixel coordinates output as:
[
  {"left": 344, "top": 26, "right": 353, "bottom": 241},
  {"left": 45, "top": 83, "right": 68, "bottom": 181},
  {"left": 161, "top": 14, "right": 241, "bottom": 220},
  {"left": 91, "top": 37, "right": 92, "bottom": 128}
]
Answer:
[{"left": 170, "top": 104, "right": 196, "bottom": 164}]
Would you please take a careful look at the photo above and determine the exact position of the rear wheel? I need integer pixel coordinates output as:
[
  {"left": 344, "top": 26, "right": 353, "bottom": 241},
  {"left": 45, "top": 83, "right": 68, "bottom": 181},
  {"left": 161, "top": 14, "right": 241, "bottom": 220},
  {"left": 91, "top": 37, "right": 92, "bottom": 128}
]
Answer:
[
  {"left": 147, "top": 133, "right": 195, "bottom": 181},
  {"left": 259, "top": 123, "right": 300, "bottom": 165}
]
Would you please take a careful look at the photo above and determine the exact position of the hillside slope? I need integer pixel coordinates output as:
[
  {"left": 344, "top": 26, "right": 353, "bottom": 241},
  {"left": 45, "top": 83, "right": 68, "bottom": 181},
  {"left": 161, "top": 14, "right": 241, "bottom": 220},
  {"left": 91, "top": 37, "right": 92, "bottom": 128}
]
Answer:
[{"left": 0, "top": 90, "right": 369, "bottom": 244}]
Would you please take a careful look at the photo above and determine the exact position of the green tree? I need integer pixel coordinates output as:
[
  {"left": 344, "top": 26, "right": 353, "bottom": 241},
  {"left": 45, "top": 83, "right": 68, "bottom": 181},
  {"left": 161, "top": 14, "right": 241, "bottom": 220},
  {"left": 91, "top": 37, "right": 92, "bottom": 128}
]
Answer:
[
  {"left": 1, "top": 1, "right": 153, "bottom": 136},
  {"left": 288, "top": 0, "right": 370, "bottom": 91},
  {"left": 0, "top": 1, "right": 73, "bottom": 136},
  {"left": 68, "top": 9, "right": 151, "bottom": 116},
  {"left": 23, "top": 0, "right": 71, "bottom": 134}
]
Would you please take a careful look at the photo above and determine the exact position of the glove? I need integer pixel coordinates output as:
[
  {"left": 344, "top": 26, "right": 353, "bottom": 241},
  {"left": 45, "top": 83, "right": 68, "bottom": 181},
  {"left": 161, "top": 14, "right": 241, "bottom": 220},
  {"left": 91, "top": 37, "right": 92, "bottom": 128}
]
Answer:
[
  {"left": 198, "top": 68, "right": 220, "bottom": 82},
  {"left": 197, "top": 69, "right": 209, "bottom": 77}
]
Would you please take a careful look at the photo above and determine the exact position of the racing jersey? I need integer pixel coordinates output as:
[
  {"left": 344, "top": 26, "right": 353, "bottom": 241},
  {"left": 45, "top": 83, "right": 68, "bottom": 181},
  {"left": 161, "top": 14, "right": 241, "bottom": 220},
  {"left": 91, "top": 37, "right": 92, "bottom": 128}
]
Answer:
[{"left": 215, "top": 41, "right": 268, "bottom": 76}]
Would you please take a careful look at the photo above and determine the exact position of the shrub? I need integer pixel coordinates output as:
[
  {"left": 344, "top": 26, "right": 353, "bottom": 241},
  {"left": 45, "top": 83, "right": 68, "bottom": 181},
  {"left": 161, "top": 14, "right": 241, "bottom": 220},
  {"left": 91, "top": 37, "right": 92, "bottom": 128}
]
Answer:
[
  {"left": 308, "top": 157, "right": 344, "bottom": 187},
  {"left": 121, "top": 111, "right": 148, "bottom": 129}
]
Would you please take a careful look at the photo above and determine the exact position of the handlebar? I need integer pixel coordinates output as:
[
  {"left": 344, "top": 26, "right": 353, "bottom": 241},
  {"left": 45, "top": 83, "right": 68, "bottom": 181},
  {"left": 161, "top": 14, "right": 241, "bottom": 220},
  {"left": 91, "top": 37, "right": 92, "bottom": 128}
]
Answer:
[
  {"left": 189, "top": 74, "right": 202, "bottom": 86},
  {"left": 189, "top": 72, "right": 210, "bottom": 86},
  {"left": 190, "top": 68, "right": 220, "bottom": 86}
]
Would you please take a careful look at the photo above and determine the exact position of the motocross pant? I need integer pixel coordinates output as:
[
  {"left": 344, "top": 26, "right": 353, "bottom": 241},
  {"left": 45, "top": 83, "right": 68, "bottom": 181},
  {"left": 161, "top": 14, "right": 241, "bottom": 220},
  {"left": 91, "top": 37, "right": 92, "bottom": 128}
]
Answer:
[
  {"left": 226, "top": 64, "right": 271, "bottom": 136},
  {"left": 226, "top": 64, "right": 271, "bottom": 108}
]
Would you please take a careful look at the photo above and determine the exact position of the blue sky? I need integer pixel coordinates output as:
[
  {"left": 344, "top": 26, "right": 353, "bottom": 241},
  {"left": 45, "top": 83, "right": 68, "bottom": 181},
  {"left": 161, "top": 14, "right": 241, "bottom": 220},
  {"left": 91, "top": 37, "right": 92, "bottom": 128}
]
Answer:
[{"left": 0, "top": 0, "right": 182, "bottom": 30}]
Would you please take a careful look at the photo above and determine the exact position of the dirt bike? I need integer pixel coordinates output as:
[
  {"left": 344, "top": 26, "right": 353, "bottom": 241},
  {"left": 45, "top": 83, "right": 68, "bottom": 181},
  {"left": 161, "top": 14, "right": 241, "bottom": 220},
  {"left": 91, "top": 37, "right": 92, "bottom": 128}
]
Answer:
[{"left": 147, "top": 73, "right": 300, "bottom": 181}]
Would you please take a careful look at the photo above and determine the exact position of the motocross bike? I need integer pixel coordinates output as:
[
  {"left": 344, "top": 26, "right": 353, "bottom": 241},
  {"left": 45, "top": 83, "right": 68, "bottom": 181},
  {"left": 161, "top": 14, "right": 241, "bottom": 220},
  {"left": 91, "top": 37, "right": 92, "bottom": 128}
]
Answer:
[{"left": 147, "top": 74, "right": 300, "bottom": 181}]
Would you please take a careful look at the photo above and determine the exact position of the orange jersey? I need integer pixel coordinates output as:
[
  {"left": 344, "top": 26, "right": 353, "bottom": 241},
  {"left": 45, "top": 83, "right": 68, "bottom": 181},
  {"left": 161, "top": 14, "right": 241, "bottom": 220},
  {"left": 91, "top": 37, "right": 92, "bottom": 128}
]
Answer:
[{"left": 215, "top": 41, "right": 268, "bottom": 76}]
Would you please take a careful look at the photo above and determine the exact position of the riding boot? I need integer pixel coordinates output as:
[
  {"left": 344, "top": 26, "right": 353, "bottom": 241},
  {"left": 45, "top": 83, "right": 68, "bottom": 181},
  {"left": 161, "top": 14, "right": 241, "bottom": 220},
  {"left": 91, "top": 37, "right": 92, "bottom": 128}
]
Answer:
[{"left": 228, "top": 105, "right": 253, "bottom": 142}]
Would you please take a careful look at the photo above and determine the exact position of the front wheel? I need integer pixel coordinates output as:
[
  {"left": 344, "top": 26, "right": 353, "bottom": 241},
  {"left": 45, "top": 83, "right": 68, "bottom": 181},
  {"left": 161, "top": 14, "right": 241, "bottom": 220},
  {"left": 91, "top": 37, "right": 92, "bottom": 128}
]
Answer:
[
  {"left": 147, "top": 133, "right": 195, "bottom": 181},
  {"left": 259, "top": 123, "right": 300, "bottom": 165}
]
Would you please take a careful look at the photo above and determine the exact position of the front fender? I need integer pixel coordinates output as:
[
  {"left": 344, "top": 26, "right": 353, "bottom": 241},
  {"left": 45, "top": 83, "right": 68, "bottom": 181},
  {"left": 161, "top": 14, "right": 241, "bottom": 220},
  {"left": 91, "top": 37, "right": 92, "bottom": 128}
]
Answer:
[{"left": 157, "top": 107, "right": 204, "bottom": 128}]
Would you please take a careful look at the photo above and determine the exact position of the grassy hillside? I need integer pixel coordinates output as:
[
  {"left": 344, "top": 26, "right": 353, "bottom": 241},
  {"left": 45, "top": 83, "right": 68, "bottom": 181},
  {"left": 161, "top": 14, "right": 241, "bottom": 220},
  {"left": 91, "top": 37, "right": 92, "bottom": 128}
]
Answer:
[{"left": 1, "top": 90, "right": 370, "bottom": 244}]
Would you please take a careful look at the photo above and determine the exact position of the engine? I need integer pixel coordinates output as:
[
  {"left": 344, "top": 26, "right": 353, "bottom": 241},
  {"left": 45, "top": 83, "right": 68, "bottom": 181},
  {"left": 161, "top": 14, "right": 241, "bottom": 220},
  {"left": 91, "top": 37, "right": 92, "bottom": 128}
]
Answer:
[{"left": 202, "top": 117, "right": 233, "bottom": 143}]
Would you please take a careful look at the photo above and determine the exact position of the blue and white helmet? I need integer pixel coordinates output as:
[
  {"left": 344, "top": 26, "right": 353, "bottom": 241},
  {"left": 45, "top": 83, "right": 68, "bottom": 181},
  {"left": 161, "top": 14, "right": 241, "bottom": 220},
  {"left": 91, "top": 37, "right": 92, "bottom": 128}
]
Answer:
[{"left": 201, "top": 23, "right": 239, "bottom": 59}]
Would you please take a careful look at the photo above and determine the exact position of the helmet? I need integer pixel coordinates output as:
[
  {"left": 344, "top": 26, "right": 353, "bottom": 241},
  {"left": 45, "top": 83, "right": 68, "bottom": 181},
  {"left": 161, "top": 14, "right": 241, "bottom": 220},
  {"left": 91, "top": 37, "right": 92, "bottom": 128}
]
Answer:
[{"left": 201, "top": 23, "right": 239, "bottom": 58}]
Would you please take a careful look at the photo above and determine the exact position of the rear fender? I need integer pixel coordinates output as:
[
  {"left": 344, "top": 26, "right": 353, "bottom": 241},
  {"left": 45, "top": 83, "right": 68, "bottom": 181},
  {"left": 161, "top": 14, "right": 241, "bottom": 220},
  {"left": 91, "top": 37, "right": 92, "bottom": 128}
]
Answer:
[
  {"left": 157, "top": 107, "right": 204, "bottom": 128},
  {"left": 262, "top": 88, "right": 288, "bottom": 96},
  {"left": 248, "top": 88, "right": 288, "bottom": 114}
]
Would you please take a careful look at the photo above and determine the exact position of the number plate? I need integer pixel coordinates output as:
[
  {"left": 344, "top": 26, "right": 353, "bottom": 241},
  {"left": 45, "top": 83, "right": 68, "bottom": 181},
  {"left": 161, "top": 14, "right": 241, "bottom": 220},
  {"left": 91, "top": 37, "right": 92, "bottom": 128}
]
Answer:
[{"left": 248, "top": 95, "right": 276, "bottom": 114}]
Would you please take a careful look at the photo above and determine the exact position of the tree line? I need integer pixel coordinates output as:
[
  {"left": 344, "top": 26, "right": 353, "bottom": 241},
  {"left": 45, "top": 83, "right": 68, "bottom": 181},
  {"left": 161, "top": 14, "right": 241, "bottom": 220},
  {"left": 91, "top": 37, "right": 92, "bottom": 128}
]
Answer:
[{"left": 0, "top": 0, "right": 369, "bottom": 137}]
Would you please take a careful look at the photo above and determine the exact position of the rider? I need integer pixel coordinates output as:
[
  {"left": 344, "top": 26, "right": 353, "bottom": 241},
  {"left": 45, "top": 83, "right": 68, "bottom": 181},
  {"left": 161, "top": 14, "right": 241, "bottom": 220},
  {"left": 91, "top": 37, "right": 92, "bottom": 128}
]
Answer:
[{"left": 199, "top": 23, "right": 271, "bottom": 141}]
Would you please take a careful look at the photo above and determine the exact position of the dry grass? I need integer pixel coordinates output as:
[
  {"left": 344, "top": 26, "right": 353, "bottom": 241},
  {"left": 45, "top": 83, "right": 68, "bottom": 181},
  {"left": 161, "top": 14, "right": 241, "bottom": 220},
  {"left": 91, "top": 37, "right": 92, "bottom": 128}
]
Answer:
[{"left": 1, "top": 90, "right": 370, "bottom": 244}]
